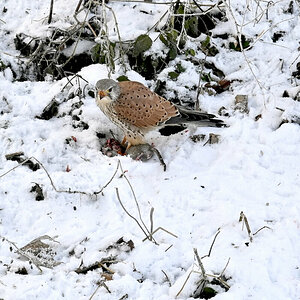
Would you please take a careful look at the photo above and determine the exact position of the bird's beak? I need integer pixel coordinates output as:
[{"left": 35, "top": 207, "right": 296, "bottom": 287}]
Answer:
[{"left": 98, "top": 90, "right": 108, "bottom": 99}]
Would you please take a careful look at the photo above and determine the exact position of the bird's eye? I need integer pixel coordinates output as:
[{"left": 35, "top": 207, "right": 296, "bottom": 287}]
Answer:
[{"left": 108, "top": 87, "right": 113, "bottom": 93}]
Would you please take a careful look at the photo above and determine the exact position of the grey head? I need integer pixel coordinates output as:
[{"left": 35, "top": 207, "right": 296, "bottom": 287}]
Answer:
[{"left": 95, "top": 79, "right": 121, "bottom": 101}]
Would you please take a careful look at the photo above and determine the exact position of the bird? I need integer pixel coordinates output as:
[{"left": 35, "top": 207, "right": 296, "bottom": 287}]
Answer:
[{"left": 95, "top": 79, "right": 224, "bottom": 150}]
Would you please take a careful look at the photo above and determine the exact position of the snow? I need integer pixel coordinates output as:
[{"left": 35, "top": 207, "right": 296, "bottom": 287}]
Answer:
[{"left": 1, "top": 0, "right": 300, "bottom": 299}]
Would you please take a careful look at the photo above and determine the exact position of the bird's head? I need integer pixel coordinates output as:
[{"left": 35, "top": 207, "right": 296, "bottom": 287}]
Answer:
[{"left": 95, "top": 79, "right": 121, "bottom": 102}]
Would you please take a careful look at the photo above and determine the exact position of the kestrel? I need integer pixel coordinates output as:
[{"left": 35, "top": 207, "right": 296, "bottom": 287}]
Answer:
[{"left": 95, "top": 79, "right": 224, "bottom": 149}]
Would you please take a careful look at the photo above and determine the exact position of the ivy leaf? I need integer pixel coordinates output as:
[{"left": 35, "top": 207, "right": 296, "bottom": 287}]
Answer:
[
  {"left": 168, "top": 71, "right": 179, "bottom": 80},
  {"left": 117, "top": 75, "right": 129, "bottom": 82},
  {"left": 132, "top": 34, "right": 152, "bottom": 57}
]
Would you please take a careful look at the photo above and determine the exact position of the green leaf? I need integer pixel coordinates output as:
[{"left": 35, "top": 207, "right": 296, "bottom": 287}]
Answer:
[
  {"left": 176, "top": 4, "right": 185, "bottom": 14},
  {"left": 229, "top": 35, "right": 251, "bottom": 52},
  {"left": 201, "top": 36, "right": 211, "bottom": 49},
  {"left": 201, "top": 73, "right": 212, "bottom": 82},
  {"left": 168, "top": 71, "right": 179, "bottom": 80},
  {"left": 159, "top": 34, "right": 168, "bottom": 47},
  {"left": 185, "top": 16, "right": 199, "bottom": 38},
  {"left": 186, "top": 48, "right": 195, "bottom": 56},
  {"left": 168, "top": 47, "right": 177, "bottom": 60},
  {"left": 201, "top": 287, "right": 217, "bottom": 299},
  {"left": 176, "top": 63, "right": 185, "bottom": 73},
  {"left": 132, "top": 34, "right": 153, "bottom": 57},
  {"left": 117, "top": 75, "right": 129, "bottom": 82},
  {"left": 90, "top": 44, "right": 101, "bottom": 62}
]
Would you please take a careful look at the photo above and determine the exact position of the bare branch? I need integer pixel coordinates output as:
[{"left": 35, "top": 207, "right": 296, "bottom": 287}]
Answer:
[
  {"left": 115, "top": 187, "right": 151, "bottom": 240},
  {"left": 201, "top": 229, "right": 221, "bottom": 259},
  {"left": 175, "top": 269, "right": 193, "bottom": 298},
  {"left": 48, "top": 0, "right": 54, "bottom": 24},
  {"left": 239, "top": 211, "right": 253, "bottom": 242},
  {"left": 94, "top": 160, "right": 120, "bottom": 195},
  {"left": 0, "top": 156, "right": 119, "bottom": 197},
  {"left": 142, "top": 226, "right": 178, "bottom": 242},
  {"left": 193, "top": 248, "right": 207, "bottom": 281},
  {"left": 119, "top": 162, "right": 152, "bottom": 238},
  {"left": 253, "top": 225, "right": 272, "bottom": 236}
]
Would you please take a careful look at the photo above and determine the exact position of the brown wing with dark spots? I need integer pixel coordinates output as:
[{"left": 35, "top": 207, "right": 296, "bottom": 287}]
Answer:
[{"left": 112, "top": 81, "right": 179, "bottom": 128}]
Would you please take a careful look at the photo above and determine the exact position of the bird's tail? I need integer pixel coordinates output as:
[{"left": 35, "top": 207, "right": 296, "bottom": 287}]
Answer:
[{"left": 165, "top": 105, "right": 225, "bottom": 127}]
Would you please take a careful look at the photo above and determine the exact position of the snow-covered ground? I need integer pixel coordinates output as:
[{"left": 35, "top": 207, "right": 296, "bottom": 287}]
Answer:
[{"left": 0, "top": 1, "right": 300, "bottom": 299}]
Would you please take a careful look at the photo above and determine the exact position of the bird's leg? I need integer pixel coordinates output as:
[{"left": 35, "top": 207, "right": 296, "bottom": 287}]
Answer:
[
  {"left": 121, "top": 136, "right": 133, "bottom": 152},
  {"left": 119, "top": 136, "right": 131, "bottom": 154},
  {"left": 121, "top": 136, "right": 127, "bottom": 146},
  {"left": 125, "top": 142, "right": 132, "bottom": 152}
]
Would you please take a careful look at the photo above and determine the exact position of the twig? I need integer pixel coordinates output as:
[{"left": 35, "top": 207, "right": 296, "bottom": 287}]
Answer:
[
  {"left": 161, "top": 270, "right": 172, "bottom": 287},
  {"left": 205, "top": 272, "right": 230, "bottom": 290},
  {"left": 223, "top": 1, "right": 263, "bottom": 91},
  {"left": 94, "top": 160, "right": 120, "bottom": 195},
  {"left": 115, "top": 187, "right": 151, "bottom": 241},
  {"left": 201, "top": 229, "right": 221, "bottom": 259},
  {"left": 104, "top": 4, "right": 127, "bottom": 72},
  {"left": 165, "top": 244, "right": 173, "bottom": 252},
  {"left": 175, "top": 269, "right": 193, "bottom": 298},
  {"left": 89, "top": 285, "right": 101, "bottom": 300},
  {"left": 99, "top": 262, "right": 115, "bottom": 274},
  {"left": 193, "top": 248, "right": 207, "bottom": 281},
  {"left": 176, "top": 0, "right": 187, "bottom": 50},
  {"left": 75, "top": 0, "right": 83, "bottom": 14},
  {"left": 150, "top": 207, "right": 154, "bottom": 239},
  {"left": 142, "top": 226, "right": 178, "bottom": 242},
  {"left": 48, "top": 0, "right": 54, "bottom": 24},
  {"left": 99, "top": 0, "right": 223, "bottom": 5},
  {"left": 253, "top": 225, "right": 272, "bottom": 236},
  {"left": 239, "top": 211, "right": 253, "bottom": 242},
  {"left": 1, "top": 236, "right": 43, "bottom": 273},
  {"left": 0, "top": 156, "right": 118, "bottom": 197},
  {"left": 220, "top": 257, "right": 230, "bottom": 277},
  {"left": 193, "top": 248, "right": 209, "bottom": 297},
  {"left": 195, "top": 51, "right": 208, "bottom": 110},
  {"left": 119, "top": 162, "right": 152, "bottom": 238},
  {"left": 98, "top": 0, "right": 115, "bottom": 77},
  {"left": 61, "top": 1, "right": 92, "bottom": 69},
  {"left": 89, "top": 281, "right": 111, "bottom": 300}
]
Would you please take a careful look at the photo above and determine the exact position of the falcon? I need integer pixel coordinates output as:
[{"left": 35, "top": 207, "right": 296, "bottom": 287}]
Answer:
[{"left": 95, "top": 79, "right": 224, "bottom": 149}]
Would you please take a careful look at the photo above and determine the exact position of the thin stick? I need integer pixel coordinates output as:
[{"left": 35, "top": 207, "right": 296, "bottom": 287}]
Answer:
[
  {"left": 119, "top": 162, "right": 152, "bottom": 237},
  {"left": 220, "top": 257, "right": 230, "bottom": 277},
  {"left": 193, "top": 248, "right": 207, "bottom": 281},
  {"left": 150, "top": 207, "right": 154, "bottom": 239},
  {"left": 142, "top": 226, "right": 178, "bottom": 242},
  {"left": 99, "top": 0, "right": 223, "bottom": 5},
  {"left": 115, "top": 187, "right": 150, "bottom": 240},
  {"left": 239, "top": 211, "right": 253, "bottom": 242},
  {"left": 195, "top": 52, "right": 208, "bottom": 110},
  {"left": 105, "top": 4, "right": 127, "bottom": 72},
  {"left": 201, "top": 230, "right": 221, "bottom": 259},
  {"left": 75, "top": 0, "right": 83, "bottom": 14},
  {"left": 94, "top": 160, "right": 120, "bottom": 195},
  {"left": 0, "top": 156, "right": 34, "bottom": 179},
  {"left": 205, "top": 273, "right": 230, "bottom": 290},
  {"left": 161, "top": 270, "right": 172, "bottom": 287},
  {"left": 175, "top": 269, "right": 193, "bottom": 298},
  {"left": 253, "top": 226, "right": 272, "bottom": 236},
  {"left": 48, "top": 0, "right": 54, "bottom": 24},
  {"left": 165, "top": 244, "right": 173, "bottom": 252},
  {"left": 89, "top": 285, "right": 101, "bottom": 300},
  {"left": 0, "top": 156, "right": 118, "bottom": 197},
  {"left": 1, "top": 236, "right": 43, "bottom": 273}
]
